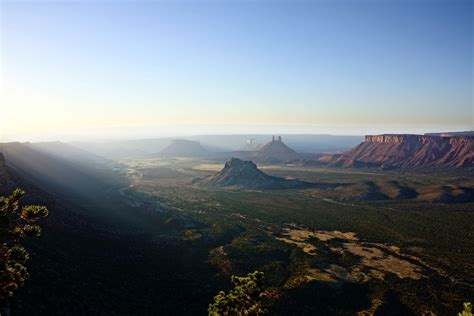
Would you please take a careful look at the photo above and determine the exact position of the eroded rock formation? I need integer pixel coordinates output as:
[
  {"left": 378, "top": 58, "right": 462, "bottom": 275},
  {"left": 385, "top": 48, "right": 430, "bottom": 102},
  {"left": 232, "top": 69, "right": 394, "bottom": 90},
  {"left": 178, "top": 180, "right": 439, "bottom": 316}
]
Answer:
[{"left": 330, "top": 134, "right": 473, "bottom": 168}]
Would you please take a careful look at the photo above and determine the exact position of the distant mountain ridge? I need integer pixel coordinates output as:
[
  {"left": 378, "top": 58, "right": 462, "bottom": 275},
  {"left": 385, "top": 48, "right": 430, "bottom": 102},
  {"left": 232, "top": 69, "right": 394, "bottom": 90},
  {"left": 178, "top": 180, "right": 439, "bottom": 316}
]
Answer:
[
  {"left": 217, "top": 136, "right": 303, "bottom": 163},
  {"left": 160, "top": 139, "right": 208, "bottom": 157},
  {"left": 328, "top": 133, "right": 473, "bottom": 169},
  {"left": 197, "top": 158, "right": 312, "bottom": 189},
  {"left": 72, "top": 135, "right": 363, "bottom": 159}
]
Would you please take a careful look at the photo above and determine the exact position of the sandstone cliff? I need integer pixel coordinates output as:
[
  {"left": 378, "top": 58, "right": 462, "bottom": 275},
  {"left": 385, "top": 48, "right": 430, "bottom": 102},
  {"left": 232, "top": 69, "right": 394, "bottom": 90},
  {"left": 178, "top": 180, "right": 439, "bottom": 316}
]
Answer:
[{"left": 330, "top": 134, "right": 473, "bottom": 169}]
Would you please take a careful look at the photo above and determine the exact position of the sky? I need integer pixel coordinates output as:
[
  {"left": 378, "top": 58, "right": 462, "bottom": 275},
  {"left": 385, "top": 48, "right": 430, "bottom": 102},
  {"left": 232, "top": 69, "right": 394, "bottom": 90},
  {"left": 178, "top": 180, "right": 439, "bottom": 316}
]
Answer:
[{"left": 0, "top": 0, "right": 472, "bottom": 141}]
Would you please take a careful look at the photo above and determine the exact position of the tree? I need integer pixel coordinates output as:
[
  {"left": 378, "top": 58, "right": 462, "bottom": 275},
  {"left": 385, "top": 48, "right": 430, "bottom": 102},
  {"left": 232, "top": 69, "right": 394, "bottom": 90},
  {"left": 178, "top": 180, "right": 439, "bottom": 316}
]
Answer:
[
  {"left": 208, "top": 271, "right": 268, "bottom": 316},
  {"left": 458, "top": 302, "right": 472, "bottom": 316},
  {"left": 0, "top": 189, "right": 48, "bottom": 302}
]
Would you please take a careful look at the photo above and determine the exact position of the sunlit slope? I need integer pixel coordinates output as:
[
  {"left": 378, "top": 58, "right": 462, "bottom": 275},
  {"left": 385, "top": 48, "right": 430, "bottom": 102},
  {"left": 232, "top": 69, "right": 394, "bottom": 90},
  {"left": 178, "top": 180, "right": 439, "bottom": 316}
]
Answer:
[{"left": 0, "top": 142, "right": 124, "bottom": 201}]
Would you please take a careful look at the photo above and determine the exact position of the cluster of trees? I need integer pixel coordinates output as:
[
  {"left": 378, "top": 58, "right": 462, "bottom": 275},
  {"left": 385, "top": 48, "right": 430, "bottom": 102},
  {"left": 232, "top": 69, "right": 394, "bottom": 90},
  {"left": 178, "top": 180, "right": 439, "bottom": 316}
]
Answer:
[
  {"left": 208, "top": 271, "right": 270, "bottom": 316},
  {"left": 0, "top": 189, "right": 48, "bottom": 311},
  {"left": 208, "top": 270, "right": 472, "bottom": 316},
  {"left": 458, "top": 302, "right": 472, "bottom": 316},
  {"left": 0, "top": 188, "right": 470, "bottom": 316}
]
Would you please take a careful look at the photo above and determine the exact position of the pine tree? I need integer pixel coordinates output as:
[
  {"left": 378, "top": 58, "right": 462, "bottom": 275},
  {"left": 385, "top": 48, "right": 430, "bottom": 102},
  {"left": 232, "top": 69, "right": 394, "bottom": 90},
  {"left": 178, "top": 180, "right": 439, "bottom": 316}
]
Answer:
[
  {"left": 0, "top": 189, "right": 48, "bottom": 304},
  {"left": 208, "top": 271, "right": 268, "bottom": 316},
  {"left": 458, "top": 302, "right": 473, "bottom": 316}
]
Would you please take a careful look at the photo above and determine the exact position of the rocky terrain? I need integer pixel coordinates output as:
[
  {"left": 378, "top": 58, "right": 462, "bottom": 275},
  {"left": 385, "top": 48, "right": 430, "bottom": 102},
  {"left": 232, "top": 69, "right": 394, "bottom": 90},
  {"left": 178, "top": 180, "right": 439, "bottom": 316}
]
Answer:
[
  {"left": 327, "top": 134, "right": 473, "bottom": 169},
  {"left": 197, "top": 158, "right": 312, "bottom": 189}
]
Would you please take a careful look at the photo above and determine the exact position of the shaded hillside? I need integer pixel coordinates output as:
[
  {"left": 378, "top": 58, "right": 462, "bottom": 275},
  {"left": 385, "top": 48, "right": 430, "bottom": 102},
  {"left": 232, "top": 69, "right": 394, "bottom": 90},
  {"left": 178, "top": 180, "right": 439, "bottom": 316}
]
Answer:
[
  {"left": 0, "top": 142, "right": 124, "bottom": 201},
  {"left": 328, "top": 134, "right": 473, "bottom": 169},
  {"left": 72, "top": 138, "right": 172, "bottom": 159},
  {"left": 0, "top": 152, "right": 218, "bottom": 315},
  {"left": 0, "top": 153, "right": 8, "bottom": 186},
  {"left": 29, "top": 141, "right": 109, "bottom": 166},
  {"left": 197, "top": 158, "right": 312, "bottom": 189},
  {"left": 416, "top": 185, "right": 474, "bottom": 203},
  {"left": 160, "top": 139, "right": 208, "bottom": 157}
]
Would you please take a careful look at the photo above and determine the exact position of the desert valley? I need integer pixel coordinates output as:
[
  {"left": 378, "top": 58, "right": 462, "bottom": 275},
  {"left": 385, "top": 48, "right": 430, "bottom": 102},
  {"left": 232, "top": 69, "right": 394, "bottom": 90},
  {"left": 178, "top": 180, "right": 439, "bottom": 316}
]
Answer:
[
  {"left": 0, "top": 133, "right": 472, "bottom": 315},
  {"left": 1, "top": 1, "right": 472, "bottom": 314}
]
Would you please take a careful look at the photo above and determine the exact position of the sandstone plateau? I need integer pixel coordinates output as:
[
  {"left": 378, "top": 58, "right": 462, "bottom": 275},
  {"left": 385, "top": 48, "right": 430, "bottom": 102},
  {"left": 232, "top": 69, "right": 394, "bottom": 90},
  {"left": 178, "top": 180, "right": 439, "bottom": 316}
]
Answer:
[{"left": 328, "top": 134, "right": 473, "bottom": 169}]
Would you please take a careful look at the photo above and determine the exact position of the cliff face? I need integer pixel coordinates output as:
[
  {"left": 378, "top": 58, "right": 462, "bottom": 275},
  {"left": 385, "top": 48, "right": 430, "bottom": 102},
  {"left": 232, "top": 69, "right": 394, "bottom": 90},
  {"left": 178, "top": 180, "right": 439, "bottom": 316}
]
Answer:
[
  {"left": 333, "top": 134, "right": 473, "bottom": 169},
  {"left": 365, "top": 134, "right": 423, "bottom": 143},
  {"left": 365, "top": 134, "right": 472, "bottom": 145}
]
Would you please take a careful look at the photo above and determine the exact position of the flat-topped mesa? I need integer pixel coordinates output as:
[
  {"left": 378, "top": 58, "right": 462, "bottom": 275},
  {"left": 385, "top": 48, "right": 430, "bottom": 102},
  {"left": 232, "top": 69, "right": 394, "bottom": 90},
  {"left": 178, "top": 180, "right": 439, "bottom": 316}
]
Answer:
[
  {"left": 365, "top": 134, "right": 420, "bottom": 143},
  {"left": 332, "top": 133, "right": 474, "bottom": 169},
  {"left": 365, "top": 134, "right": 473, "bottom": 144}
]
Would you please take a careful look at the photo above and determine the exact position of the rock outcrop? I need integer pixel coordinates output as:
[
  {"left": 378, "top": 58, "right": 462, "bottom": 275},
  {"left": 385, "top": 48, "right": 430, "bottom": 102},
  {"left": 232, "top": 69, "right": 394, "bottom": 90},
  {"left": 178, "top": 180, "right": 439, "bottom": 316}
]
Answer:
[
  {"left": 197, "top": 158, "right": 312, "bottom": 189},
  {"left": 226, "top": 136, "right": 302, "bottom": 163},
  {"left": 215, "top": 136, "right": 303, "bottom": 163},
  {"left": 254, "top": 136, "right": 301, "bottom": 162},
  {"left": 329, "top": 134, "right": 473, "bottom": 169}
]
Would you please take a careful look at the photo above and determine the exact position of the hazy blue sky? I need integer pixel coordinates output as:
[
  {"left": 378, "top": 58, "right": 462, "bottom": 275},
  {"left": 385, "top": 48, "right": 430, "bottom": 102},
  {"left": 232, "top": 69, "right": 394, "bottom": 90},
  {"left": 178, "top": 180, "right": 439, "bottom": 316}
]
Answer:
[{"left": 0, "top": 0, "right": 472, "bottom": 140}]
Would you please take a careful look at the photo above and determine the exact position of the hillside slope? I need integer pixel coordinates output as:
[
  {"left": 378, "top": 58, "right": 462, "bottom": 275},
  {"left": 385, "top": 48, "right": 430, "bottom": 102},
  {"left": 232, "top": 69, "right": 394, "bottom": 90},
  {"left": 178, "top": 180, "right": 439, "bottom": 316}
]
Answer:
[
  {"left": 0, "top": 142, "right": 124, "bottom": 201},
  {"left": 0, "top": 153, "right": 9, "bottom": 186},
  {"left": 0, "top": 146, "right": 215, "bottom": 315}
]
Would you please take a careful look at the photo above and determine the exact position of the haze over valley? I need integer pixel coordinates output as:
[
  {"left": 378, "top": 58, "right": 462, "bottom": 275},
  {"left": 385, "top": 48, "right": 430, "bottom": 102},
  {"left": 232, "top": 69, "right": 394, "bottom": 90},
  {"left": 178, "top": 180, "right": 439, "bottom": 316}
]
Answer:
[{"left": 0, "top": 0, "right": 472, "bottom": 315}]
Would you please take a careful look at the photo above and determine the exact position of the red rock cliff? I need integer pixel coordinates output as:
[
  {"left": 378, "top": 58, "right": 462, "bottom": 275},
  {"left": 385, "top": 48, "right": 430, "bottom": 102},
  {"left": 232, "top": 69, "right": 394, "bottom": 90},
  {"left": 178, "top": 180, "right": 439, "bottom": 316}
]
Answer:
[{"left": 333, "top": 134, "right": 473, "bottom": 168}]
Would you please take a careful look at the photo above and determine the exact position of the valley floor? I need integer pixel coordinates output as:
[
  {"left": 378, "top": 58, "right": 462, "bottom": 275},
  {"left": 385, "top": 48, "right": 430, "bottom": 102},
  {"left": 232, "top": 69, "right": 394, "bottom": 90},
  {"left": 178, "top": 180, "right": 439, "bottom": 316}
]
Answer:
[
  {"left": 11, "top": 157, "right": 474, "bottom": 315},
  {"left": 116, "top": 158, "right": 474, "bottom": 314}
]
